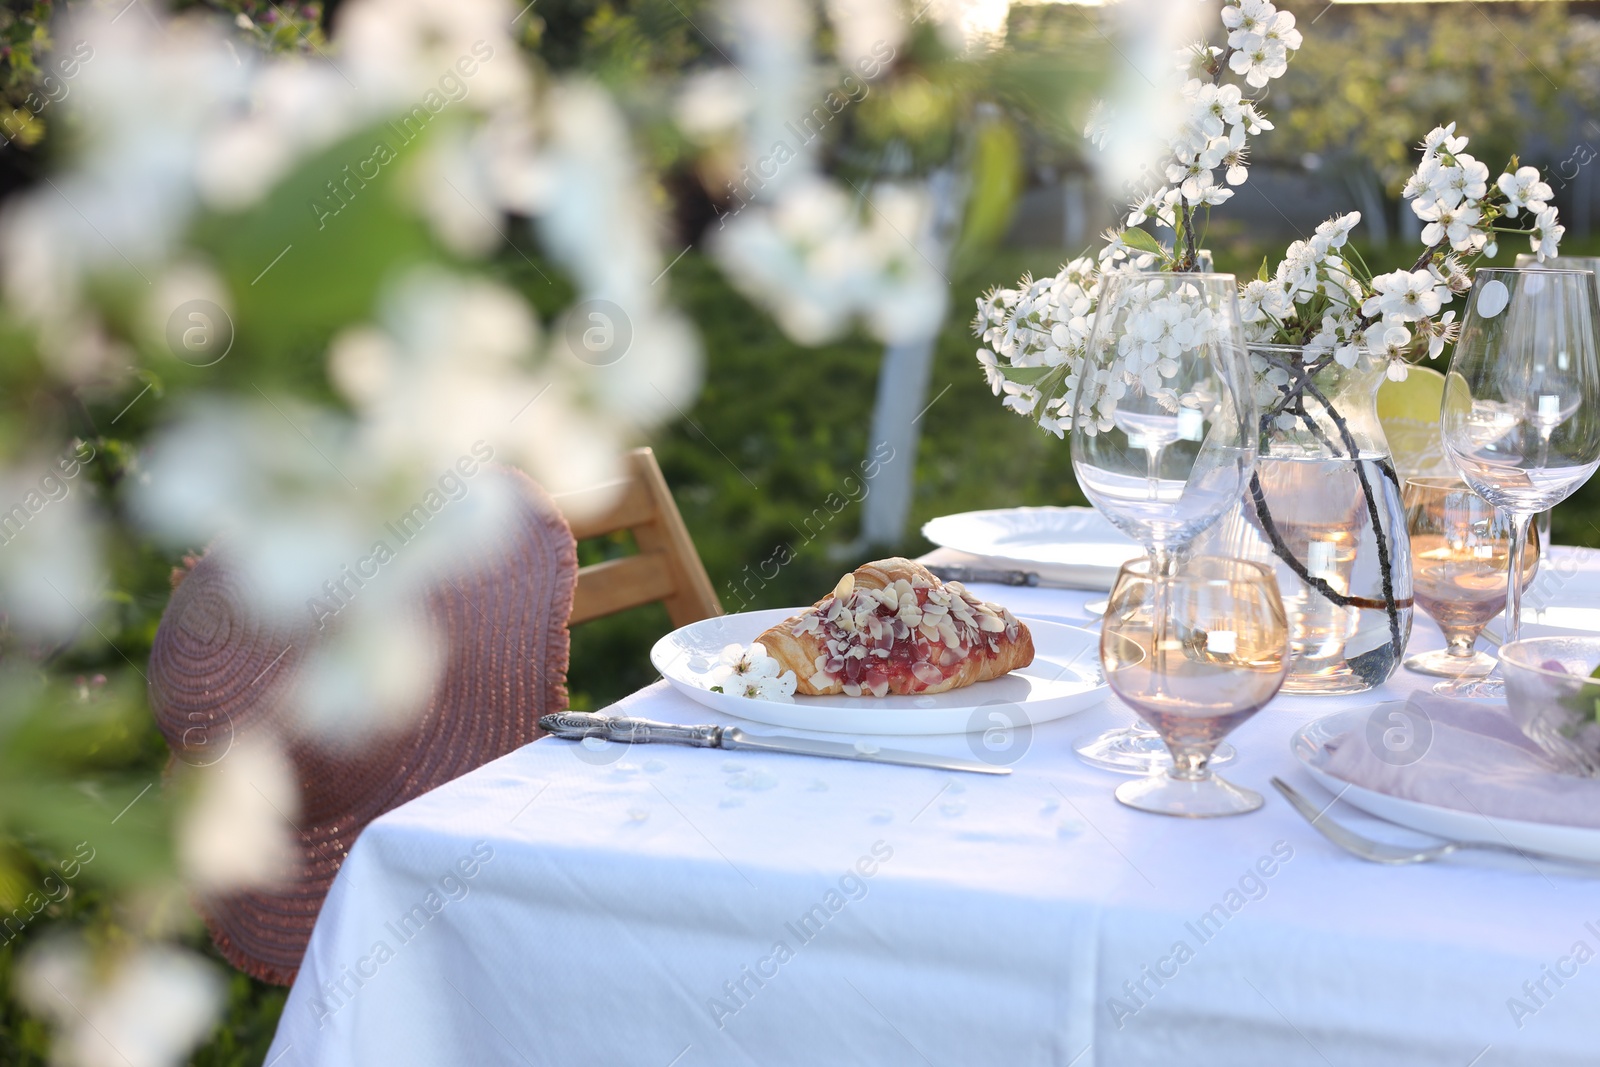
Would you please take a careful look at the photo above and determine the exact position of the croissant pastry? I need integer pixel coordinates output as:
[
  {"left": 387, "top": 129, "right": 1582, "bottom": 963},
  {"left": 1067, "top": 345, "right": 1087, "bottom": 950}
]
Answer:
[{"left": 756, "top": 558, "right": 1034, "bottom": 697}]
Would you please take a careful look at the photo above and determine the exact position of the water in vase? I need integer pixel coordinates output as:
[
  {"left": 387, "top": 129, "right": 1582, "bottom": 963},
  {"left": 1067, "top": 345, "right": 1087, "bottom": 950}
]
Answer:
[{"left": 1199, "top": 452, "right": 1413, "bottom": 694}]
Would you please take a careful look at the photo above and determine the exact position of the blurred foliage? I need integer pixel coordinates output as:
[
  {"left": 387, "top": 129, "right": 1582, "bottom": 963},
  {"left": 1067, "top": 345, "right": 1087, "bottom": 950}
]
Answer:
[
  {"left": 1266, "top": 1, "right": 1600, "bottom": 193},
  {"left": 0, "top": 1, "right": 325, "bottom": 164}
]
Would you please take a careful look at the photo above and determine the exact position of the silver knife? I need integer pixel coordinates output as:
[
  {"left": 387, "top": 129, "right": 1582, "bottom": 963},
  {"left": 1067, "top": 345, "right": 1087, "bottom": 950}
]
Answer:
[
  {"left": 926, "top": 564, "right": 1040, "bottom": 587},
  {"left": 538, "top": 711, "right": 1010, "bottom": 775}
]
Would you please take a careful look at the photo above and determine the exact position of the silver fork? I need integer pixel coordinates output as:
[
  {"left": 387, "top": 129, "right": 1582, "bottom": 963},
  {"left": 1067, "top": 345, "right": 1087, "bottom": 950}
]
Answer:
[{"left": 1269, "top": 777, "right": 1600, "bottom": 870}]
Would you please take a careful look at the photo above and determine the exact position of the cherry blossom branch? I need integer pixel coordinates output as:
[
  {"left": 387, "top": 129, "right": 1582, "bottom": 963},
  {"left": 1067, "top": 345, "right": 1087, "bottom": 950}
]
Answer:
[
  {"left": 1299, "top": 373, "right": 1406, "bottom": 658},
  {"left": 1246, "top": 348, "right": 1406, "bottom": 663},
  {"left": 1176, "top": 45, "right": 1237, "bottom": 274}
]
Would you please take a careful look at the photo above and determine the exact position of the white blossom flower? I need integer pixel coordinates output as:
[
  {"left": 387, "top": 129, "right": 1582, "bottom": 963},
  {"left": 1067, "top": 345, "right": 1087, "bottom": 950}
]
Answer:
[
  {"left": 1229, "top": 33, "right": 1289, "bottom": 87},
  {"left": 1311, "top": 212, "right": 1361, "bottom": 255},
  {"left": 1239, "top": 279, "right": 1291, "bottom": 326},
  {"left": 1083, "top": 100, "right": 1114, "bottom": 150},
  {"left": 1192, "top": 178, "right": 1234, "bottom": 206},
  {"left": 711, "top": 642, "right": 796, "bottom": 700},
  {"left": 1529, "top": 206, "right": 1565, "bottom": 260},
  {"left": 1419, "top": 310, "right": 1459, "bottom": 360},
  {"left": 176, "top": 737, "right": 299, "bottom": 895},
  {"left": 1192, "top": 82, "right": 1244, "bottom": 137},
  {"left": 977, "top": 347, "right": 1005, "bottom": 393},
  {"left": 1415, "top": 199, "right": 1482, "bottom": 251},
  {"left": 1222, "top": 127, "right": 1250, "bottom": 185},
  {"left": 1221, "top": 0, "right": 1277, "bottom": 48},
  {"left": 1443, "top": 153, "right": 1490, "bottom": 205},
  {"left": 1497, "top": 166, "right": 1553, "bottom": 218},
  {"left": 1238, "top": 102, "right": 1273, "bottom": 135},
  {"left": 1126, "top": 190, "right": 1168, "bottom": 227},
  {"left": 1262, "top": 8, "right": 1303, "bottom": 51},
  {"left": 1362, "top": 270, "right": 1442, "bottom": 323},
  {"left": 19, "top": 936, "right": 224, "bottom": 1067},
  {"left": 1421, "top": 123, "right": 1468, "bottom": 159},
  {"left": 1377, "top": 324, "right": 1412, "bottom": 369}
]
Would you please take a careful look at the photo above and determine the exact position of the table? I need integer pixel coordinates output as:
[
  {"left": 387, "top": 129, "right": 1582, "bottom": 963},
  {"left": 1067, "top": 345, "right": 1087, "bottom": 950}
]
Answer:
[{"left": 265, "top": 549, "right": 1600, "bottom": 1066}]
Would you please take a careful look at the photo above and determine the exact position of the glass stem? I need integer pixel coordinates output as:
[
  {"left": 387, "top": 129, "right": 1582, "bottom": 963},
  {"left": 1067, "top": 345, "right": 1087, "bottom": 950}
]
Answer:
[
  {"left": 1144, "top": 443, "right": 1163, "bottom": 501},
  {"left": 1147, "top": 546, "right": 1175, "bottom": 707},
  {"left": 1445, "top": 631, "right": 1479, "bottom": 659},
  {"left": 1504, "top": 510, "right": 1533, "bottom": 645},
  {"left": 1168, "top": 747, "right": 1209, "bottom": 782}
]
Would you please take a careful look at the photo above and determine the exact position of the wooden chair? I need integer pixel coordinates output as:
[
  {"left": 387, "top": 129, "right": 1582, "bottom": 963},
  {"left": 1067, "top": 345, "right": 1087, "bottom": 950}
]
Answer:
[{"left": 555, "top": 447, "right": 722, "bottom": 627}]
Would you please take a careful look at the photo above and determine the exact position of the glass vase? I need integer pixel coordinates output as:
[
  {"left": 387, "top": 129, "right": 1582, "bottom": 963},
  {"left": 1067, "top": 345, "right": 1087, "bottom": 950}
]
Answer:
[{"left": 1194, "top": 343, "right": 1413, "bottom": 694}]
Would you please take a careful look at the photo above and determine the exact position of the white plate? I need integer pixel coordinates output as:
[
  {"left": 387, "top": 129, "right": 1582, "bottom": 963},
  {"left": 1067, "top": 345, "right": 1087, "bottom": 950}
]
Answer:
[
  {"left": 650, "top": 608, "right": 1106, "bottom": 735},
  {"left": 921, "top": 507, "right": 1140, "bottom": 589},
  {"left": 1291, "top": 708, "right": 1600, "bottom": 862}
]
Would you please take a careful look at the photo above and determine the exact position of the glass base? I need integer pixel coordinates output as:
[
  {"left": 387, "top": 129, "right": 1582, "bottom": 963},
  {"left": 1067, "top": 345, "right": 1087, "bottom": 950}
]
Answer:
[
  {"left": 1083, "top": 598, "right": 1109, "bottom": 617},
  {"left": 1432, "top": 675, "right": 1505, "bottom": 699},
  {"left": 1115, "top": 771, "right": 1264, "bottom": 818},
  {"left": 1074, "top": 726, "right": 1235, "bottom": 776},
  {"left": 1404, "top": 648, "right": 1496, "bottom": 679}
]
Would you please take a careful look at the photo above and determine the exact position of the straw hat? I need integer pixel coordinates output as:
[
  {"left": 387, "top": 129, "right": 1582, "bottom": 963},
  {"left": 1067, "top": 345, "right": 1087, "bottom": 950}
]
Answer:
[{"left": 148, "top": 467, "right": 576, "bottom": 984}]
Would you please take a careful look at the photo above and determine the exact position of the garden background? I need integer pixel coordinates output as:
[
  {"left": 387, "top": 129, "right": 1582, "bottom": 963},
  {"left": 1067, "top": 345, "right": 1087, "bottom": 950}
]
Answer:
[{"left": 0, "top": 0, "right": 1598, "bottom": 1062}]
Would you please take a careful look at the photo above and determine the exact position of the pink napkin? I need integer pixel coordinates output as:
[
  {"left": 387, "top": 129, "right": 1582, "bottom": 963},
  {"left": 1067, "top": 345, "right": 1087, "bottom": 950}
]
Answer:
[{"left": 1319, "top": 694, "right": 1600, "bottom": 829}]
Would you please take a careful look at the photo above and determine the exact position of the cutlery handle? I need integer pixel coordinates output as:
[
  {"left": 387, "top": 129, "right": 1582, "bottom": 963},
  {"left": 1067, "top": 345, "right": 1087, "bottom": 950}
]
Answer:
[
  {"left": 928, "top": 565, "right": 1039, "bottom": 587},
  {"left": 539, "top": 711, "right": 723, "bottom": 748}
]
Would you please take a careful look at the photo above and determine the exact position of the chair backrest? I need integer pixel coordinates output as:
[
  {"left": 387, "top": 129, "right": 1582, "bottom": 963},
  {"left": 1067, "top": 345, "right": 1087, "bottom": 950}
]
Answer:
[{"left": 556, "top": 447, "right": 722, "bottom": 628}]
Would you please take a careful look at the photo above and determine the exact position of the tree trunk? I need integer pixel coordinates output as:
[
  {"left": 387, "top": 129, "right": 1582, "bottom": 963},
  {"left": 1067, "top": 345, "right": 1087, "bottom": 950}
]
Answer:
[
  {"left": 853, "top": 167, "right": 961, "bottom": 551},
  {"left": 1347, "top": 168, "right": 1389, "bottom": 245}
]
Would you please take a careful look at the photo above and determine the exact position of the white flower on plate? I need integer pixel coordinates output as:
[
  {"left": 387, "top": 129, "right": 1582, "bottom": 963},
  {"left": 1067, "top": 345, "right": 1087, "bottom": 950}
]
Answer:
[
  {"left": 718, "top": 641, "right": 779, "bottom": 681},
  {"left": 711, "top": 642, "right": 798, "bottom": 701}
]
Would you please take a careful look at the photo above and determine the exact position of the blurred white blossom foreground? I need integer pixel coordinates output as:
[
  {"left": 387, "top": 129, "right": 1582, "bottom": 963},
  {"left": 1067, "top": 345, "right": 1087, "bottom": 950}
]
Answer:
[{"left": 0, "top": 0, "right": 702, "bottom": 1060}]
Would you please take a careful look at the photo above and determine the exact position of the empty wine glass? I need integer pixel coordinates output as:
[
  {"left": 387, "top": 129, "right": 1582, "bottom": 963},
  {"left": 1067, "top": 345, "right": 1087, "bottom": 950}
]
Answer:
[
  {"left": 1515, "top": 254, "right": 1600, "bottom": 559},
  {"left": 1440, "top": 269, "right": 1600, "bottom": 695},
  {"left": 1402, "top": 476, "right": 1538, "bottom": 679},
  {"left": 1071, "top": 272, "right": 1257, "bottom": 773},
  {"left": 1102, "top": 556, "right": 1288, "bottom": 817}
]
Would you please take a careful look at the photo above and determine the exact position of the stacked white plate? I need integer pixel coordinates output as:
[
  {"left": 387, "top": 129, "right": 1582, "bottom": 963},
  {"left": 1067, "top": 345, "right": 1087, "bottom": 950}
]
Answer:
[{"left": 920, "top": 506, "right": 1141, "bottom": 591}]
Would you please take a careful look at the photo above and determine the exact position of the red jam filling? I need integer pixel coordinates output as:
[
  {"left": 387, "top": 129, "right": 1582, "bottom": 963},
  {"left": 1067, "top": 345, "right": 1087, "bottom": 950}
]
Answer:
[{"left": 792, "top": 577, "right": 1021, "bottom": 697}]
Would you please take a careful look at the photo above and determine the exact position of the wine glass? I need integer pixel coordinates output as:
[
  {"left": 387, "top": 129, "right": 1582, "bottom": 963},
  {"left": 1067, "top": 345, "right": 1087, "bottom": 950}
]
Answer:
[
  {"left": 1440, "top": 269, "right": 1600, "bottom": 692},
  {"left": 1071, "top": 272, "right": 1257, "bottom": 773},
  {"left": 1402, "top": 476, "right": 1538, "bottom": 679},
  {"left": 1102, "top": 556, "right": 1288, "bottom": 817},
  {"left": 1514, "top": 254, "right": 1600, "bottom": 559}
]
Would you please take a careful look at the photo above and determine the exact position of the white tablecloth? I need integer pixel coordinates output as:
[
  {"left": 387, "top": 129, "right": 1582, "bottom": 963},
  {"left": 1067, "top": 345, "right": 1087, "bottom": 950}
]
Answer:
[{"left": 266, "top": 550, "right": 1600, "bottom": 1067}]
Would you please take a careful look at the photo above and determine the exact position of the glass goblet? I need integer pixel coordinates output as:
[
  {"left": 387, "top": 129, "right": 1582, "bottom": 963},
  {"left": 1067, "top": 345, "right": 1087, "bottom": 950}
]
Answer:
[
  {"left": 1441, "top": 269, "right": 1600, "bottom": 655},
  {"left": 1513, "top": 255, "right": 1600, "bottom": 559},
  {"left": 1103, "top": 556, "right": 1288, "bottom": 817},
  {"left": 1403, "top": 477, "right": 1539, "bottom": 678},
  {"left": 1070, "top": 271, "right": 1257, "bottom": 774}
]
